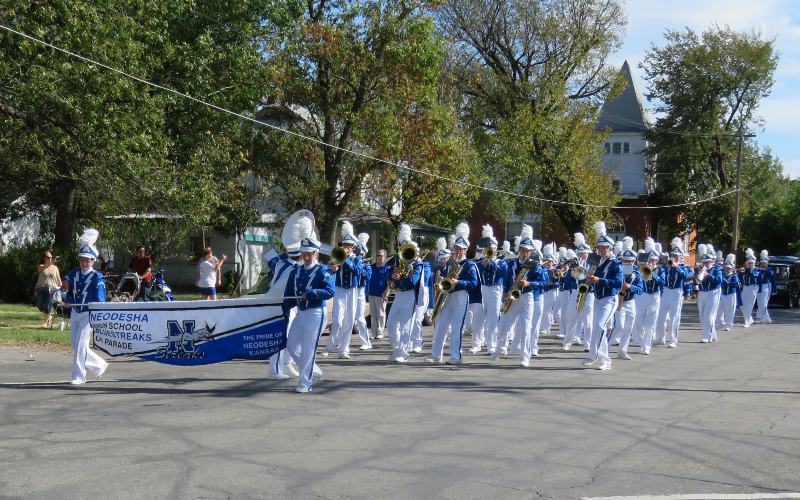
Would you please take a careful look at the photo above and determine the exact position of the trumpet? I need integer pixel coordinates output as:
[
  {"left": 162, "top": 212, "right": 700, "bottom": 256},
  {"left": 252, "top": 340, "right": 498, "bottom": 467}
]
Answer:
[
  {"left": 553, "top": 268, "right": 563, "bottom": 279},
  {"left": 329, "top": 246, "right": 351, "bottom": 266},
  {"left": 483, "top": 247, "right": 497, "bottom": 260},
  {"left": 639, "top": 263, "right": 654, "bottom": 282}
]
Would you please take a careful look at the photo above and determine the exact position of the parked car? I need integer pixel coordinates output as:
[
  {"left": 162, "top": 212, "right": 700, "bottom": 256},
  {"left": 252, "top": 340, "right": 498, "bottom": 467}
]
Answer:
[{"left": 769, "top": 256, "right": 800, "bottom": 308}]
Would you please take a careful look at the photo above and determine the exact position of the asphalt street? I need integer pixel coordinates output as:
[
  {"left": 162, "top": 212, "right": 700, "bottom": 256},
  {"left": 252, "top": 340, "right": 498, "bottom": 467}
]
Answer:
[{"left": 1, "top": 303, "right": 799, "bottom": 499}]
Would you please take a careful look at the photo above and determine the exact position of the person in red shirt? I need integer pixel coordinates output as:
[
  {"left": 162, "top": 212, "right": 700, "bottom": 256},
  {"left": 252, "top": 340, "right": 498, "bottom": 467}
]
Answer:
[{"left": 129, "top": 245, "right": 153, "bottom": 300}]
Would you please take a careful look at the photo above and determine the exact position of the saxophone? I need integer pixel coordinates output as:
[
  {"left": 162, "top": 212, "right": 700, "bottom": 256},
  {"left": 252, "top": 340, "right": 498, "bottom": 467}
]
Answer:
[
  {"left": 576, "top": 260, "right": 598, "bottom": 313},
  {"left": 501, "top": 259, "right": 536, "bottom": 314},
  {"left": 431, "top": 258, "right": 462, "bottom": 324}
]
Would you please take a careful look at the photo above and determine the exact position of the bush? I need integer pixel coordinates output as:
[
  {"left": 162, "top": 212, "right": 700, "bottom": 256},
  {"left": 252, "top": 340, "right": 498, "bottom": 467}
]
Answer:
[{"left": 0, "top": 242, "right": 74, "bottom": 304}]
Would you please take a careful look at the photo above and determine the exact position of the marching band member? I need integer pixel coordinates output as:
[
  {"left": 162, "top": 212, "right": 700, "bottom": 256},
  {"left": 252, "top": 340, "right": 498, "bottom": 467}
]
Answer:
[
  {"left": 325, "top": 221, "right": 363, "bottom": 359},
  {"left": 631, "top": 239, "right": 663, "bottom": 355},
  {"left": 539, "top": 243, "right": 560, "bottom": 338},
  {"left": 552, "top": 246, "right": 568, "bottom": 335},
  {"left": 476, "top": 226, "right": 506, "bottom": 356},
  {"left": 755, "top": 250, "right": 775, "bottom": 324},
  {"left": 490, "top": 225, "right": 544, "bottom": 366},
  {"left": 429, "top": 223, "right": 479, "bottom": 364},
  {"left": 614, "top": 237, "right": 643, "bottom": 360},
  {"left": 572, "top": 232, "right": 595, "bottom": 350},
  {"left": 409, "top": 248, "right": 431, "bottom": 354},
  {"left": 696, "top": 244, "right": 723, "bottom": 343},
  {"left": 387, "top": 224, "right": 422, "bottom": 363},
  {"left": 265, "top": 245, "right": 301, "bottom": 380},
  {"left": 525, "top": 239, "right": 547, "bottom": 357},
  {"left": 739, "top": 248, "right": 760, "bottom": 327},
  {"left": 608, "top": 240, "right": 624, "bottom": 340},
  {"left": 367, "top": 250, "right": 392, "bottom": 340},
  {"left": 559, "top": 249, "right": 580, "bottom": 350},
  {"left": 63, "top": 229, "right": 109, "bottom": 385},
  {"left": 283, "top": 236, "right": 336, "bottom": 393},
  {"left": 654, "top": 238, "right": 693, "bottom": 348},
  {"left": 466, "top": 245, "right": 485, "bottom": 354},
  {"left": 717, "top": 254, "right": 740, "bottom": 332},
  {"left": 582, "top": 222, "right": 622, "bottom": 370},
  {"left": 354, "top": 233, "right": 373, "bottom": 350},
  {"left": 429, "top": 238, "right": 451, "bottom": 319}
]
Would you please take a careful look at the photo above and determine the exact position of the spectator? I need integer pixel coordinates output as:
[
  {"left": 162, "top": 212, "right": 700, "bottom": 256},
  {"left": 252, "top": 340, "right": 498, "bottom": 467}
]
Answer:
[
  {"left": 35, "top": 251, "right": 62, "bottom": 329},
  {"left": 128, "top": 245, "right": 154, "bottom": 301},
  {"left": 196, "top": 247, "right": 227, "bottom": 300},
  {"left": 367, "top": 249, "right": 393, "bottom": 339}
]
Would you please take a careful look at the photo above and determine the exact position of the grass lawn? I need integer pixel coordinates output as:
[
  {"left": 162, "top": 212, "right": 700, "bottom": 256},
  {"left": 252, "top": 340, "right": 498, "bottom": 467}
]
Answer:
[{"left": 0, "top": 303, "right": 72, "bottom": 350}]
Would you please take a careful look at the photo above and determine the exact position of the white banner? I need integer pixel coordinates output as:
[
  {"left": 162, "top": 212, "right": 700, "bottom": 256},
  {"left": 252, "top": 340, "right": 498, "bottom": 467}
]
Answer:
[{"left": 88, "top": 295, "right": 286, "bottom": 365}]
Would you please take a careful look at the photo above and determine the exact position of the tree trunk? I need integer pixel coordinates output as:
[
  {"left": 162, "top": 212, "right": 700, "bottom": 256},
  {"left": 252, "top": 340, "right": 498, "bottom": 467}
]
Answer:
[{"left": 53, "top": 181, "right": 79, "bottom": 249}]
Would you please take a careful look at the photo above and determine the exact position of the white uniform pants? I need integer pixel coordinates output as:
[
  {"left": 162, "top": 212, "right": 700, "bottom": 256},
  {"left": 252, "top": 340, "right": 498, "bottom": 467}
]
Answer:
[
  {"left": 269, "top": 307, "right": 297, "bottom": 375},
  {"left": 576, "top": 292, "right": 595, "bottom": 344},
  {"left": 741, "top": 284, "right": 758, "bottom": 327},
  {"left": 387, "top": 290, "right": 416, "bottom": 359},
  {"left": 527, "top": 297, "right": 544, "bottom": 355},
  {"left": 469, "top": 302, "right": 485, "bottom": 350},
  {"left": 632, "top": 293, "right": 659, "bottom": 352},
  {"left": 70, "top": 310, "right": 108, "bottom": 383},
  {"left": 481, "top": 285, "right": 503, "bottom": 352},
  {"left": 368, "top": 295, "right": 387, "bottom": 338},
  {"left": 410, "top": 288, "right": 429, "bottom": 350},
  {"left": 698, "top": 288, "right": 721, "bottom": 341},
  {"left": 559, "top": 290, "right": 578, "bottom": 346},
  {"left": 615, "top": 299, "right": 636, "bottom": 355},
  {"left": 717, "top": 293, "right": 737, "bottom": 330},
  {"left": 756, "top": 285, "right": 772, "bottom": 323},
  {"left": 431, "top": 290, "right": 470, "bottom": 361},
  {"left": 540, "top": 288, "right": 559, "bottom": 334},
  {"left": 327, "top": 286, "right": 357, "bottom": 354},
  {"left": 287, "top": 307, "right": 326, "bottom": 391},
  {"left": 588, "top": 296, "right": 616, "bottom": 365},
  {"left": 656, "top": 288, "right": 683, "bottom": 344},
  {"left": 552, "top": 289, "right": 563, "bottom": 325},
  {"left": 355, "top": 287, "right": 371, "bottom": 348},
  {"left": 497, "top": 292, "right": 534, "bottom": 362}
]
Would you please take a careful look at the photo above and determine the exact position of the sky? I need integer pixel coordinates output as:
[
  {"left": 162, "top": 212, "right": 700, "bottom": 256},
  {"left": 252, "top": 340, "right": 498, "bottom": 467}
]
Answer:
[{"left": 612, "top": 0, "right": 800, "bottom": 179}]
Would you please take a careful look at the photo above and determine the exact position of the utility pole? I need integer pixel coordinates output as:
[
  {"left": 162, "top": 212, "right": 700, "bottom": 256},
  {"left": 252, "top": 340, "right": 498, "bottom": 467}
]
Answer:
[{"left": 732, "top": 132, "right": 756, "bottom": 253}]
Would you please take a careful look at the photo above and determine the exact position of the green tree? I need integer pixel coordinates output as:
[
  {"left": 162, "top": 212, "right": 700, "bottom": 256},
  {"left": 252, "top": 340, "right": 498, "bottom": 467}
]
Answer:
[
  {"left": 641, "top": 26, "right": 778, "bottom": 251},
  {"left": 252, "top": 0, "right": 476, "bottom": 244},
  {"left": 0, "top": 1, "right": 268, "bottom": 248},
  {"left": 741, "top": 177, "right": 800, "bottom": 255},
  {"left": 437, "top": 0, "right": 625, "bottom": 234}
]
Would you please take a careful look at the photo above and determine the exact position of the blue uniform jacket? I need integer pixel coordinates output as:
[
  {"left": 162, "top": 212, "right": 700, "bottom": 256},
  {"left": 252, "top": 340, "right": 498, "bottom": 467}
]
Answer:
[
  {"left": 268, "top": 253, "right": 296, "bottom": 284},
  {"left": 358, "top": 262, "right": 372, "bottom": 289},
  {"left": 391, "top": 261, "right": 422, "bottom": 292},
  {"left": 620, "top": 271, "right": 644, "bottom": 301},
  {"left": 414, "top": 260, "right": 432, "bottom": 305},
  {"left": 503, "top": 259, "right": 546, "bottom": 300},
  {"left": 334, "top": 255, "right": 363, "bottom": 289},
  {"left": 367, "top": 264, "right": 392, "bottom": 296},
  {"left": 592, "top": 257, "right": 623, "bottom": 300},
  {"left": 478, "top": 258, "right": 506, "bottom": 287},
  {"left": 757, "top": 268, "right": 776, "bottom": 294},
  {"left": 642, "top": 268, "right": 664, "bottom": 295},
  {"left": 283, "top": 263, "right": 335, "bottom": 312},
  {"left": 661, "top": 264, "right": 692, "bottom": 290},
  {"left": 697, "top": 265, "right": 723, "bottom": 292},
  {"left": 740, "top": 268, "right": 761, "bottom": 287},
  {"left": 559, "top": 270, "right": 578, "bottom": 292},
  {"left": 452, "top": 259, "right": 480, "bottom": 297},
  {"left": 544, "top": 268, "right": 560, "bottom": 292},
  {"left": 721, "top": 271, "right": 740, "bottom": 295},
  {"left": 65, "top": 269, "right": 107, "bottom": 313}
]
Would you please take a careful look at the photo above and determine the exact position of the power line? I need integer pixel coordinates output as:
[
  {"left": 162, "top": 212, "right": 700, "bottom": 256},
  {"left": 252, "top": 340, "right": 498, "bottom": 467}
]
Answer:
[{"left": 0, "top": 23, "right": 738, "bottom": 211}]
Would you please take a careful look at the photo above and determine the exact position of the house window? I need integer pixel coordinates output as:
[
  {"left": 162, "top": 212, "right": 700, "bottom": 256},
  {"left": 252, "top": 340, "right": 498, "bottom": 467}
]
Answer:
[
  {"left": 604, "top": 142, "right": 610, "bottom": 154},
  {"left": 612, "top": 142, "right": 621, "bottom": 154},
  {"left": 623, "top": 142, "right": 630, "bottom": 154}
]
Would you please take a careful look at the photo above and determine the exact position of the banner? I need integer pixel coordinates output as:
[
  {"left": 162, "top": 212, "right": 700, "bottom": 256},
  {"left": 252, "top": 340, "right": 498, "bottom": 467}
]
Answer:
[{"left": 88, "top": 295, "right": 286, "bottom": 365}]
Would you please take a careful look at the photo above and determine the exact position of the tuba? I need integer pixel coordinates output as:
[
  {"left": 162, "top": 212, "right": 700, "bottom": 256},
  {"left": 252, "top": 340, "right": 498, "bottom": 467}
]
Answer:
[{"left": 385, "top": 242, "right": 419, "bottom": 294}]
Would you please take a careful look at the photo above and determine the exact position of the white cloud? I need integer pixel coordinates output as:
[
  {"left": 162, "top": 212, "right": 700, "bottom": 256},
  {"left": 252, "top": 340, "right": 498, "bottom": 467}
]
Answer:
[
  {"left": 760, "top": 97, "right": 800, "bottom": 134},
  {"left": 783, "top": 159, "right": 800, "bottom": 179}
]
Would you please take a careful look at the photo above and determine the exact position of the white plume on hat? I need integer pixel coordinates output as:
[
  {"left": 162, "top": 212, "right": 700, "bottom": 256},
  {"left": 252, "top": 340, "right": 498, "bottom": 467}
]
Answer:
[
  {"left": 532, "top": 239, "right": 542, "bottom": 252},
  {"left": 520, "top": 224, "right": 533, "bottom": 240},
  {"left": 357, "top": 232, "right": 369, "bottom": 255},
  {"left": 760, "top": 249, "right": 769, "bottom": 261},
  {"left": 671, "top": 237, "right": 682, "bottom": 252},
  {"left": 745, "top": 248, "right": 755, "bottom": 260},
  {"left": 436, "top": 237, "right": 447, "bottom": 252},
  {"left": 655, "top": 242, "right": 663, "bottom": 254},
  {"left": 725, "top": 253, "right": 736, "bottom": 266},
  {"left": 455, "top": 222, "right": 470, "bottom": 240},
  {"left": 698, "top": 243, "right": 707, "bottom": 259},
  {"left": 612, "top": 240, "right": 622, "bottom": 256},
  {"left": 293, "top": 214, "right": 314, "bottom": 241},
  {"left": 78, "top": 228, "right": 99, "bottom": 248},
  {"left": 502, "top": 240, "right": 511, "bottom": 254},
  {"left": 513, "top": 236, "right": 521, "bottom": 253},
  {"left": 558, "top": 246, "right": 567, "bottom": 260},
  {"left": 622, "top": 236, "right": 633, "bottom": 252},
  {"left": 341, "top": 221, "right": 354, "bottom": 239},
  {"left": 716, "top": 250, "right": 723, "bottom": 260},
  {"left": 482, "top": 224, "right": 493, "bottom": 238},
  {"left": 566, "top": 249, "right": 577, "bottom": 260},
  {"left": 706, "top": 244, "right": 715, "bottom": 258},
  {"left": 573, "top": 232, "right": 586, "bottom": 248},
  {"left": 397, "top": 223, "right": 412, "bottom": 244},
  {"left": 543, "top": 242, "right": 554, "bottom": 258},
  {"left": 644, "top": 237, "right": 655, "bottom": 253},
  {"left": 593, "top": 221, "right": 607, "bottom": 239}
]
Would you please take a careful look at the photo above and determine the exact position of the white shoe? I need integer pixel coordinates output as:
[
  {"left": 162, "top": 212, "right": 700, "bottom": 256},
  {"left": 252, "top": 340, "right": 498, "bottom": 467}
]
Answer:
[
  {"left": 469, "top": 347, "right": 481, "bottom": 354},
  {"left": 618, "top": 352, "right": 632, "bottom": 360},
  {"left": 581, "top": 358, "right": 596, "bottom": 367},
  {"left": 641, "top": 348, "right": 650, "bottom": 355},
  {"left": 595, "top": 362, "right": 611, "bottom": 370},
  {"left": 700, "top": 338, "right": 709, "bottom": 343},
  {"left": 95, "top": 364, "right": 108, "bottom": 380},
  {"left": 392, "top": 356, "right": 408, "bottom": 363},
  {"left": 426, "top": 357, "right": 443, "bottom": 364},
  {"left": 488, "top": 352, "right": 500, "bottom": 361},
  {"left": 312, "top": 371, "right": 324, "bottom": 381},
  {"left": 531, "top": 351, "right": 539, "bottom": 357},
  {"left": 742, "top": 323, "right": 750, "bottom": 328},
  {"left": 293, "top": 386, "right": 312, "bottom": 393},
  {"left": 358, "top": 345, "right": 373, "bottom": 350},
  {"left": 573, "top": 339, "right": 584, "bottom": 346},
  {"left": 338, "top": 352, "right": 351, "bottom": 359},
  {"left": 286, "top": 364, "right": 300, "bottom": 377},
  {"left": 668, "top": 342, "right": 677, "bottom": 348},
  {"left": 268, "top": 372, "right": 291, "bottom": 380},
  {"left": 70, "top": 379, "right": 85, "bottom": 385},
  {"left": 376, "top": 334, "right": 384, "bottom": 339},
  {"left": 446, "top": 357, "right": 462, "bottom": 365},
  {"left": 321, "top": 351, "right": 330, "bottom": 357},
  {"left": 520, "top": 359, "right": 530, "bottom": 367},
  {"left": 412, "top": 346, "right": 423, "bottom": 353},
  {"left": 563, "top": 345, "right": 571, "bottom": 351},
  {"left": 724, "top": 327, "right": 731, "bottom": 332},
  {"left": 556, "top": 334, "right": 565, "bottom": 339}
]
